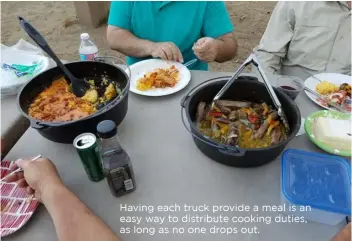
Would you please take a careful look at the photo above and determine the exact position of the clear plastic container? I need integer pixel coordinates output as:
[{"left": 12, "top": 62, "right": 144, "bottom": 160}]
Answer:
[
  {"left": 79, "top": 33, "right": 98, "bottom": 61},
  {"left": 281, "top": 149, "right": 351, "bottom": 225}
]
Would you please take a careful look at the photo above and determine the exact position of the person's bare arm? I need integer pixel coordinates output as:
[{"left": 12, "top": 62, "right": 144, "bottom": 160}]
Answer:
[
  {"left": 214, "top": 32, "right": 237, "bottom": 62},
  {"left": 107, "top": 26, "right": 154, "bottom": 58},
  {"left": 107, "top": 26, "right": 183, "bottom": 62},
  {"left": 332, "top": 223, "right": 351, "bottom": 241},
  {"left": 43, "top": 183, "right": 119, "bottom": 241},
  {"left": 5, "top": 158, "right": 120, "bottom": 241},
  {"left": 254, "top": 1, "right": 295, "bottom": 74}
]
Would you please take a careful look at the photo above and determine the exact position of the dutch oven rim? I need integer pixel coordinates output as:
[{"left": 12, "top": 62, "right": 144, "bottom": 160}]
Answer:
[
  {"left": 181, "top": 75, "right": 302, "bottom": 154},
  {"left": 16, "top": 60, "right": 130, "bottom": 128}
]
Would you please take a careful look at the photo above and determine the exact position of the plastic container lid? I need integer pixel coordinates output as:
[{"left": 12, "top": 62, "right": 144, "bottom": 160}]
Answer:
[
  {"left": 80, "top": 33, "right": 90, "bottom": 40},
  {"left": 281, "top": 149, "right": 351, "bottom": 215}
]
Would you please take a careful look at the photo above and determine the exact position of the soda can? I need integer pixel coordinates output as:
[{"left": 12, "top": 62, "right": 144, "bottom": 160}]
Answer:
[{"left": 73, "top": 133, "right": 104, "bottom": 182}]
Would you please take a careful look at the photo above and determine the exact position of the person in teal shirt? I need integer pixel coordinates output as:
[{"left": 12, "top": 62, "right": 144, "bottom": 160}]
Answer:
[{"left": 107, "top": 1, "right": 237, "bottom": 70}]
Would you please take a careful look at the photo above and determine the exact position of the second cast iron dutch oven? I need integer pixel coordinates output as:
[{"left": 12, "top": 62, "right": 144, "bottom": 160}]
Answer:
[{"left": 181, "top": 76, "right": 301, "bottom": 167}]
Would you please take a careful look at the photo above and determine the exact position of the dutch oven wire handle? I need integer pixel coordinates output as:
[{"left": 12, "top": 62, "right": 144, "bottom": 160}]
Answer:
[
  {"left": 180, "top": 77, "right": 246, "bottom": 157},
  {"left": 93, "top": 56, "right": 131, "bottom": 112},
  {"left": 94, "top": 56, "right": 131, "bottom": 80},
  {"left": 30, "top": 120, "right": 64, "bottom": 130}
]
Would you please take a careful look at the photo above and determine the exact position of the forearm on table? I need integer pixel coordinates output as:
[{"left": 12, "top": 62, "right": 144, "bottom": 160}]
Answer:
[
  {"left": 107, "top": 26, "right": 154, "bottom": 58},
  {"left": 214, "top": 33, "right": 238, "bottom": 63},
  {"left": 42, "top": 184, "right": 120, "bottom": 241},
  {"left": 332, "top": 223, "right": 351, "bottom": 241}
]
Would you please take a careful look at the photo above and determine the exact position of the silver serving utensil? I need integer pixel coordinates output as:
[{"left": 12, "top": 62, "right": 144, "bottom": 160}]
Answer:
[
  {"left": 293, "top": 79, "right": 347, "bottom": 113},
  {"left": 211, "top": 55, "right": 253, "bottom": 106},
  {"left": 1, "top": 154, "right": 42, "bottom": 182},
  {"left": 211, "top": 54, "right": 290, "bottom": 133}
]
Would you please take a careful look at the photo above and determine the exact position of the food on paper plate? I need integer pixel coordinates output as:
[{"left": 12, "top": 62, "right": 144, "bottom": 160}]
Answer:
[
  {"left": 29, "top": 77, "right": 121, "bottom": 122},
  {"left": 313, "top": 117, "right": 352, "bottom": 150},
  {"left": 315, "top": 81, "right": 339, "bottom": 95},
  {"left": 315, "top": 82, "right": 352, "bottom": 112},
  {"left": 136, "top": 65, "right": 179, "bottom": 91},
  {"left": 196, "top": 100, "right": 288, "bottom": 148}
]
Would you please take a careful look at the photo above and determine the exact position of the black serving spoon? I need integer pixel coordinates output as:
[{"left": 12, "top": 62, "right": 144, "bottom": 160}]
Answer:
[{"left": 18, "top": 16, "right": 88, "bottom": 97}]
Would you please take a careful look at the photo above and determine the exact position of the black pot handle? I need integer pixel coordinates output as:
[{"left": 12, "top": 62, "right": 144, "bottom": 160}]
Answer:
[
  {"left": 218, "top": 147, "right": 246, "bottom": 157},
  {"left": 30, "top": 121, "right": 50, "bottom": 130},
  {"left": 180, "top": 76, "right": 232, "bottom": 108},
  {"left": 180, "top": 105, "right": 246, "bottom": 156}
]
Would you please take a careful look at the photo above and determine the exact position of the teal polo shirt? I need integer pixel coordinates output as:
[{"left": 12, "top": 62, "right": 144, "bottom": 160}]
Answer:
[{"left": 108, "top": 1, "right": 234, "bottom": 70}]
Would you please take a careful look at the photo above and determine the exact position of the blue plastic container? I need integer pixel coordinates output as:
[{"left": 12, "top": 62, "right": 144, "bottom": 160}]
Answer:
[{"left": 281, "top": 149, "right": 351, "bottom": 225}]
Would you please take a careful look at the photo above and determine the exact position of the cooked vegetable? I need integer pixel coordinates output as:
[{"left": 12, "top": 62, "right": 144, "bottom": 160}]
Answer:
[
  {"left": 340, "top": 83, "right": 351, "bottom": 96},
  {"left": 209, "top": 111, "right": 223, "bottom": 117},
  {"left": 262, "top": 102, "right": 269, "bottom": 116},
  {"left": 197, "top": 101, "right": 287, "bottom": 148}
]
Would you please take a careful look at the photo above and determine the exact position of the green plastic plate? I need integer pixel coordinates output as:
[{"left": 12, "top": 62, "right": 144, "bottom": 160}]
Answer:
[{"left": 304, "top": 110, "right": 352, "bottom": 157}]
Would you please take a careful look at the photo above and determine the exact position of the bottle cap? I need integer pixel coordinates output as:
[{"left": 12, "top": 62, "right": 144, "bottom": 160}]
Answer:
[
  {"left": 97, "top": 120, "right": 117, "bottom": 139},
  {"left": 80, "top": 33, "right": 90, "bottom": 40}
]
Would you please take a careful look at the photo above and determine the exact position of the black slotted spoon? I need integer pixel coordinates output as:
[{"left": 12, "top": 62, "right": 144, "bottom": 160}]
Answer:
[{"left": 18, "top": 16, "right": 88, "bottom": 97}]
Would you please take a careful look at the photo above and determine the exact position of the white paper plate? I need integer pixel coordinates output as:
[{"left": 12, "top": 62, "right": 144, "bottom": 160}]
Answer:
[
  {"left": 129, "top": 59, "right": 191, "bottom": 96},
  {"left": 1, "top": 48, "right": 50, "bottom": 97},
  {"left": 304, "top": 73, "right": 351, "bottom": 111}
]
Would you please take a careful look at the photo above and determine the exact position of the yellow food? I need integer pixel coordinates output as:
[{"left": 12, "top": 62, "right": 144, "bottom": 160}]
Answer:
[
  {"left": 316, "top": 81, "right": 339, "bottom": 95},
  {"left": 104, "top": 83, "right": 117, "bottom": 101},
  {"left": 136, "top": 65, "right": 179, "bottom": 91},
  {"left": 82, "top": 89, "right": 98, "bottom": 103}
]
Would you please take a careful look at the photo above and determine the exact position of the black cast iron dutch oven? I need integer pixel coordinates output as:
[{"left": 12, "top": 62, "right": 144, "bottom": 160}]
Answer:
[
  {"left": 181, "top": 76, "right": 301, "bottom": 167},
  {"left": 17, "top": 60, "right": 130, "bottom": 144}
]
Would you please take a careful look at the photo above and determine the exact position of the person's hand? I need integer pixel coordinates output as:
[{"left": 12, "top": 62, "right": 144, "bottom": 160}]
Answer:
[
  {"left": 150, "top": 42, "right": 184, "bottom": 63},
  {"left": 192, "top": 37, "right": 220, "bottom": 62},
  {"left": 5, "top": 158, "right": 63, "bottom": 202}
]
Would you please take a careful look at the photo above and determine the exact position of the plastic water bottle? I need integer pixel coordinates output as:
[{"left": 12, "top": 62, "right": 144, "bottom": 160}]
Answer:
[{"left": 79, "top": 33, "right": 98, "bottom": 61}]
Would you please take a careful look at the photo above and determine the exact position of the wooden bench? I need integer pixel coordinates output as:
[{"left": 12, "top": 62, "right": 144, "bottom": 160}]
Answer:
[{"left": 74, "top": 1, "right": 111, "bottom": 28}]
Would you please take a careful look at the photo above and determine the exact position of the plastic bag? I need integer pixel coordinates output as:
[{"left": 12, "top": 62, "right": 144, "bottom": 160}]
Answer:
[
  {"left": 11, "top": 38, "right": 44, "bottom": 55},
  {"left": 1, "top": 40, "right": 49, "bottom": 98}
]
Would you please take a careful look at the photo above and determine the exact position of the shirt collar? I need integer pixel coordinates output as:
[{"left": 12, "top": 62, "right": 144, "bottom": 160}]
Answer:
[{"left": 158, "top": 1, "right": 172, "bottom": 10}]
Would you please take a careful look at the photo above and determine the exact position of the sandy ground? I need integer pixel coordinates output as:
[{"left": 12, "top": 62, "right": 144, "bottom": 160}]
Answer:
[{"left": 1, "top": 1, "right": 276, "bottom": 72}]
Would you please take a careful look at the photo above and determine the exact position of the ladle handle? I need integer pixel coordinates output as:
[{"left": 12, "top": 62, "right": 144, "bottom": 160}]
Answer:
[{"left": 18, "top": 16, "right": 75, "bottom": 80}]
